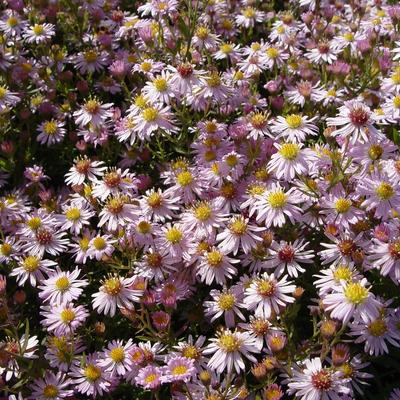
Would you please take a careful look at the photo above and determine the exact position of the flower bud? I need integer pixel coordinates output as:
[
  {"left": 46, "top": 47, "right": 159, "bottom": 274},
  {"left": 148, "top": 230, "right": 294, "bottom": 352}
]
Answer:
[
  {"left": 199, "top": 370, "right": 211, "bottom": 386},
  {"left": 320, "top": 319, "right": 337, "bottom": 339},
  {"left": 251, "top": 362, "right": 267, "bottom": 380}
]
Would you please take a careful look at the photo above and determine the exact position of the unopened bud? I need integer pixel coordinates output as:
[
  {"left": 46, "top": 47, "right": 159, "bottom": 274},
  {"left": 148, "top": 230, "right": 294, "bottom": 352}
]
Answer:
[
  {"left": 293, "top": 286, "right": 305, "bottom": 299},
  {"left": 199, "top": 370, "right": 211, "bottom": 386},
  {"left": 14, "top": 290, "right": 26, "bottom": 304},
  {"left": 251, "top": 362, "right": 267, "bottom": 380},
  {"left": 94, "top": 321, "right": 106, "bottom": 335},
  {"left": 320, "top": 319, "right": 337, "bottom": 339}
]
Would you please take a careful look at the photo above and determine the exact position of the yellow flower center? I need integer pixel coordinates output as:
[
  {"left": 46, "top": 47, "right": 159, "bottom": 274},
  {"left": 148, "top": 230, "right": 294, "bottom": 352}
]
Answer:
[
  {"left": 79, "top": 236, "right": 90, "bottom": 251},
  {"left": 93, "top": 237, "right": 106, "bottom": 250},
  {"left": 182, "top": 345, "right": 200, "bottom": 360},
  {"left": 60, "top": 308, "right": 76, "bottom": 323},
  {"left": 285, "top": 114, "right": 303, "bottom": 129},
  {"left": 147, "top": 192, "right": 162, "bottom": 208},
  {"left": 393, "top": 96, "right": 400, "bottom": 109},
  {"left": 250, "top": 112, "right": 268, "bottom": 129},
  {"left": 84, "top": 364, "right": 102, "bottom": 382},
  {"left": 1, "top": 243, "right": 12, "bottom": 256},
  {"left": 23, "top": 256, "right": 40, "bottom": 272},
  {"left": 225, "top": 154, "right": 238, "bottom": 167},
  {"left": 368, "top": 144, "right": 383, "bottom": 160},
  {"left": 65, "top": 207, "right": 81, "bottom": 221},
  {"left": 220, "top": 43, "right": 233, "bottom": 54},
  {"left": 266, "top": 47, "right": 279, "bottom": 59},
  {"left": 267, "top": 190, "right": 287, "bottom": 208},
  {"left": 207, "top": 72, "right": 221, "bottom": 88},
  {"left": 172, "top": 365, "right": 189, "bottom": 376},
  {"left": 0, "top": 86, "right": 7, "bottom": 99},
  {"left": 242, "top": 7, "right": 256, "bottom": 18},
  {"left": 176, "top": 170, "right": 193, "bottom": 186},
  {"left": 84, "top": 50, "right": 98, "bottom": 63},
  {"left": 7, "top": 16, "right": 18, "bottom": 27},
  {"left": 43, "top": 121, "right": 58, "bottom": 135},
  {"left": 27, "top": 216, "right": 42, "bottom": 230},
  {"left": 334, "top": 198, "right": 352, "bottom": 213},
  {"left": 218, "top": 293, "right": 235, "bottom": 310},
  {"left": 219, "top": 333, "right": 240, "bottom": 352},
  {"left": 137, "top": 220, "right": 152, "bottom": 234},
  {"left": 43, "top": 384, "right": 59, "bottom": 398},
  {"left": 333, "top": 265, "right": 353, "bottom": 282},
  {"left": 32, "top": 24, "right": 44, "bottom": 35},
  {"left": 103, "top": 277, "right": 122, "bottom": 295},
  {"left": 391, "top": 72, "right": 400, "bottom": 85},
  {"left": 375, "top": 182, "right": 394, "bottom": 200},
  {"left": 229, "top": 218, "right": 247, "bottom": 235},
  {"left": 195, "top": 26, "right": 209, "bottom": 40},
  {"left": 368, "top": 319, "right": 387, "bottom": 337},
  {"left": 153, "top": 77, "right": 168, "bottom": 92},
  {"left": 140, "top": 61, "right": 152, "bottom": 72},
  {"left": 110, "top": 346, "right": 125, "bottom": 362},
  {"left": 145, "top": 373, "right": 158, "bottom": 383},
  {"left": 344, "top": 282, "right": 368, "bottom": 304},
  {"left": 206, "top": 250, "right": 223, "bottom": 267},
  {"left": 106, "top": 197, "right": 125, "bottom": 214},
  {"left": 55, "top": 276, "right": 70, "bottom": 291},
  {"left": 194, "top": 203, "right": 212, "bottom": 221},
  {"left": 257, "top": 279, "right": 276, "bottom": 297},
  {"left": 141, "top": 107, "right": 158, "bottom": 122},
  {"left": 341, "top": 363, "right": 354, "bottom": 378},
  {"left": 165, "top": 227, "right": 183, "bottom": 244},
  {"left": 85, "top": 99, "right": 100, "bottom": 114},
  {"left": 248, "top": 184, "right": 265, "bottom": 196},
  {"left": 343, "top": 32, "right": 354, "bottom": 41},
  {"left": 327, "top": 88, "right": 337, "bottom": 97},
  {"left": 279, "top": 143, "right": 299, "bottom": 160},
  {"left": 134, "top": 94, "right": 148, "bottom": 109}
]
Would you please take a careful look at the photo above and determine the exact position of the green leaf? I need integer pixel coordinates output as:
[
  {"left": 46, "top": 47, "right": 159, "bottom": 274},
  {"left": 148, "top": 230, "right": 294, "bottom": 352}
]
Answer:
[{"left": 393, "top": 127, "right": 400, "bottom": 145}]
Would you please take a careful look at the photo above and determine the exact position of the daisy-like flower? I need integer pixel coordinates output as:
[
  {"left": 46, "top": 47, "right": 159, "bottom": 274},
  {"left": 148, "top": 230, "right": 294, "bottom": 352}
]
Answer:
[
  {"left": 235, "top": 6, "right": 265, "bottom": 28},
  {"left": 166, "top": 167, "right": 204, "bottom": 204},
  {"left": 99, "top": 339, "right": 134, "bottom": 377},
  {"left": 271, "top": 114, "right": 318, "bottom": 142},
  {"left": 92, "top": 274, "right": 143, "bottom": 316},
  {"left": 369, "top": 237, "right": 400, "bottom": 284},
  {"left": 70, "top": 353, "right": 112, "bottom": 397},
  {"left": 320, "top": 185, "right": 364, "bottom": 228},
  {"left": 356, "top": 171, "right": 400, "bottom": 220},
  {"left": 161, "top": 356, "right": 196, "bottom": 383},
  {"left": 142, "top": 71, "right": 175, "bottom": 104},
  {"left": 0, "top": 84, "right": 20, "bottom": 111},
  {"left": 29, "top": 371, "right": 73, "bottom": 400},
  {"left": 37, "top": 120, "right": 66, "bottom": 146},
  {"left": 38, "top": 267, "right": 88, "bottom": 304},
  {"left": 87, "top": 233, "right": 116, "bottom": 261},
  {"left": 135, "top": 365, "right": 163, "bottom": 390},
  {"left": 262, "top": 45, "right": 289, "bottom": 69},
  {"left": 217, "top": 216, "right": 263, "bottom": 255},
  {"left": 267, "top": 239, "right": 314, "bottom": 278},
  {"left": 268, "top": 142, "right": 315, "bottom": 180},
  {"left": 10, "top": 255, "right": 56, "bottom": 287},
  {"left": 253, "top": 183, "right": 303, "bottom": 228},
  {"left": 244, "top": 272, "right": 296, "bottom": 319},
  {"left": 57, "top": 199, "right": 94, "bottom": 235},
  {"left": 246, "top": 111, "right": 271, "bottom": 139},
  {"left": 156, "top": 223, "right": 191, "bottom": 262},
  {"left": 192, "top": 25, "right": 219, "bottom": 51},
  {"left": 0, "top": 12, "right": 27, "bottom": 37},
  {"left": 133, "top": 103, "right": 177, "bottom": 140},
  {"left": 98, "top": 195, "right": 137, "bottom": 231},
  {"left": 285, "top": 81, "right": 324, "bottom": 108},
  {"left": 65, "top": 156, "right": 106, "bottom": 186},
  {"left": 41, "top": 302, "right": 89, "bottom": 335},
  {"left": 173, "top": 335, "right": 207, "bottom": 368},
  {"left": 326, "top": 100, "right": 381, "bottom": 144},
  {"left": 140, "top": 188, "right": 179, "bottom": 222},
  {"left": 287, "top": 357, "right": 350, "bottom": 400},
  {"left": 349, "top": 315, "right": 400, "bottom": 356},
  {"left": 204, "top": 329, "right": 259, "bottom": 374},
  {"left": 322, "top": 279, "right": 381, "bottom": 324},
  {"left": 169, "top": 62, "right": 205, "bottom": 97},
  {"left": 23, "top": 23, "right": 55, "bottom": 43},
  {"left": 23, "top": 226, "right": 69, "bottom": 257},
  {"left": 204, "top": 287, "right": 245, "bottom": 327},
  {"left": 73, "top": 49, "right": 109, "bottom": 74},
  {"left": 197, "top": 246, "right": 239, "bottom": 285},
  {"left": 74, "top": 98, "right": 113, "bottom": 127},
  {"left": 306, "top": 41, "right": 339, "bottom": 64}
]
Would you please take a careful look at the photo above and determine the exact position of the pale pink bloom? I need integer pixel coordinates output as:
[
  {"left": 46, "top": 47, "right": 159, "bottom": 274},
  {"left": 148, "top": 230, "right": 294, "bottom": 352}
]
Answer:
[
  {"left": 29, "top": 371, "right": 73, "bottom": 400},
  {"left": 92, "top": 275, "right": 143, "bottom": 316},
  {"left": 156, "top": 223, "right": 192, "bottom": 262},
  {"left": 10, "top": 255, "right": 56, "bottom": 286},
  {"left": 73, "top": 99, "right": 113, "bottom": 128},
  {"left": 36, "top": 119, "right": 66, "bottom": 146},
  {"left": 73, "top": 50, "right": 109, "bottom": 73},
  {"left": 0, "top": 84, "right": 20, "bottom": 111},
  {"left": 140, "top": 188, "right": 180, "bottom": 222},
  {"left": 87, "top": 234, "right": 116, "bottom": 261},
  {"left": 142, "top": 70, "right": 175, "bottom": 104},
  {"left": 57, "top": 199, "right": 94, "bottom": 235},
  {"left": 369, "top": 238, "right": 400, "bottom": 284},
  {"left": 65, "top": 157, "right": 106, "bottom": 186},
  {"left": 204, "top": 329, "right": 259, "bottom": 374},
  {"left": 306, "top": 42, "right": 339, "bottom": 64},
  {"left": 168, "top": 63, "right": 205, "bottom": 97},
  {"left": 161, "top": 356, "right": 196, "bottom": 383},
  {"left": 285, "top": 81, "right": 324, "bottom": 107},
  {"left": 23, "top": 23, "right": 55, "bottom": 43},
  {"left": 135, "top": 365, "right": 162, "bottom": 389},
  {"left": 271, "top": 114, "right": 318, "bottom": 142},
  {"left": 99, "top": 339, "right": 134, "bottom": 377},
  {"left": 244, "top": 272, "right": 296, "bottom": 319},
  {"left": 98, "top": 196, "right": 137, "bottom": 231},
  {"left": 235, "top": 7, "right": 265, "bottom": 28}
]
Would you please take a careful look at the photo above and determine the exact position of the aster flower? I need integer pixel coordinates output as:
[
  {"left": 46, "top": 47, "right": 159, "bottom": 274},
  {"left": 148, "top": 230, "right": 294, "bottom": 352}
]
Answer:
[
  {"left": 87, "top": 233, "right": 116, "bottom": 261},
  {"left": 287, "top": 357, "right": 350, "bottom": 400},
  {"left": 252, "top": 183, "right": 303, "bottom": 228},
  {"left": 40, "top": 302, "right": 89, "bottom": 335},
  {"left": 23, "top": 226, "right": 69, "bottom": 257},
  {"left": 322, "top": 279, "right": 381, "bottom": 324},
  {"left": 173, "top": 335, "right": 207, "bottom": 368},
  {"left": 74, "top": 98, "right": 113, "bottom": 127},
  {"left": 99, "top": 339, "right": 134, "bottom": 377},
  {"left": 235, "top": 6, "right": 265, "bottom": 28},
  {"left": 326, "top": 100, "right": 381, "bottom": 144},
  {"left": 140, "top": 188, "right": 179, "bottom": 221},
  {"left": 217, "top": 216, "right": 264, "bottom": 255},
  {"left": 37, "top": 120, "right": 66, "bottom": 146},
  {"left": 135, "top": 365, "right": 163, "bottom": 390},
  {"left": 244, "top": 272, "right": 296, "bottom": 319},
  {"left": 10, "top": 255, "right": 56, "bottom": 287},
  {"left": 267, "top": 142, "right": 315, "bottom": 180},
  {"left": 204, "top": 287, "right": 245, "bottom": 327},
  {"left": 57, "top": 199, "right": 94, "bottom": 235},
  {"left": 38, "top": 267, "right": 88, "bottom": 304},
  {"left": 267, "top": 239, "right": 314, "bottom": 278},
  {"left": 29, "top": 371, "right": 73, "bottom": 400},
  {"left": 369, "top": 237, "right": 400, "bottom": 284},
  {"left": 65, "top": 157, "right": 106, "bottom": 186},
  {"left": 204, "top": 329, "right": 259, "bottom": 374},
  {"left": 271, "top": 114, "right": 319, "bottom": 142},
  {"left": 92, "top": 274, "right": 143, "bottom": 316},
  {"left": 73, "top": 49, "right": 109, "bottom": 74},
  {"left": 0, "top": 84, "right": 20, "bottom": 111},
  {"left": 142, "top": 71, "right": 175, "bottom": 104},
  {"left": 70, "top": 353, "right": 112, "bottom": 397},
  {"left": 98, "top": 195, "right": 137, "bottom": 231},
  {"left": 23, "top": 23, "right": 55, "bottom": 43},
  {"left": 161, "top": 356, "right": 196, "bottom": 383}
]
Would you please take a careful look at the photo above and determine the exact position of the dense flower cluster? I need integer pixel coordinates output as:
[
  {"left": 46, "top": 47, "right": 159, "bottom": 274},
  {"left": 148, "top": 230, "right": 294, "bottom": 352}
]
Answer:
[{"left": 1, "top": 0, "right": 400, "bottom": 399}]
